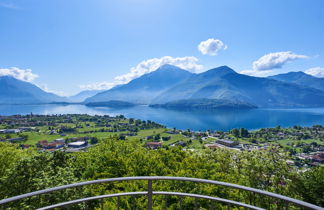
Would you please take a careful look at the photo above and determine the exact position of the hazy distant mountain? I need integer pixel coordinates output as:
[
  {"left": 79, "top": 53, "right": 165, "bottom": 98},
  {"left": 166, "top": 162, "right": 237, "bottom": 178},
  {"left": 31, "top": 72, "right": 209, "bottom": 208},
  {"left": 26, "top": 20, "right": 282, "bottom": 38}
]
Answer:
[
  {"left": 85, "top": 64, "right": 324, "bottom": 108},
  {"left": 86, "top": 100, "right": 135, "bottom": 108},
  {"left": 269, "top": 71, "right": 324, "bottom": 92},
  {"left": 150, "top": 98, "right": 257, "bottom": 110},
  {"left": 68, "top": 90, "right": 103, "bottom": 102},
  {"left": 154, "top": 66, "right": 324, "bottom": 108},
  {"left": 85, "top": 64, "right": 193, "bottom": 104},
  {"left": 0, "top": 76, "right": 65, "bottom": 104}
]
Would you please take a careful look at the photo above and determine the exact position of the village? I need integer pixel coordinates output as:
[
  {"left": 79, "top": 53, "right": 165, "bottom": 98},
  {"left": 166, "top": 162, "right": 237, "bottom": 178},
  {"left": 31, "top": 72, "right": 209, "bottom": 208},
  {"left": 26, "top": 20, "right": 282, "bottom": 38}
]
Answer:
[{"left": 0, "top": 114, "right": 323, "bottom": 168}]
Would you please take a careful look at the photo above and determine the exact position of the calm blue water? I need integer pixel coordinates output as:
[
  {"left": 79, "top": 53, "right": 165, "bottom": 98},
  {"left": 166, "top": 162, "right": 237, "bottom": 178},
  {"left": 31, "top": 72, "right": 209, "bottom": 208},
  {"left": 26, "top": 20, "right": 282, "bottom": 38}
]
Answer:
[{"left": 0, "top": 104, "right": 324, "bottom": 131}]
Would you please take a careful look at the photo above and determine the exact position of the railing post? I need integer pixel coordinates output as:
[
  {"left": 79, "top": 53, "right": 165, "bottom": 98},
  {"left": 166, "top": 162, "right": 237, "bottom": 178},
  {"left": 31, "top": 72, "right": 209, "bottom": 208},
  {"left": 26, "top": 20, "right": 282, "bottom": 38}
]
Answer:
[
  {"left": 132, "top": 195, "right": 136, "bottom": 210},
  {"left": 147, "top": 180, "right": 153, "bottom": 210},
  {"left": 179, "top": 196, "right": 183, "bottom": 210},
  {"left": 117, "top": 197, "right": 120, "bottom": 210},
  {"left": 210, "top": 202, "right": 214, "bottom": 210},
  {"left": 285, "top": 201, "right": 289, "bottom": 210},
  {"left": 100, "top": 199, "right": 104, "bottom": 210},
  {"left": 194, "top": 199, "right": 198, "bottom": 210}
]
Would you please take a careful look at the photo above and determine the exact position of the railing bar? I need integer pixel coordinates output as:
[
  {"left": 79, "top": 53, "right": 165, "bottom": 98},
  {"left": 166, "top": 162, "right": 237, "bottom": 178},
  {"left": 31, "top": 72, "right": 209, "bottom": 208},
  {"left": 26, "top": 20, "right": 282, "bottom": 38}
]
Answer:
[
  {"left": 36, "top": 191, "right": 265, "bottom": 210},
  {"left": 37, "top": 192, "right": 148, "bottom": 210},
  {"left": 154, "top": 192, "right": 264, "bottom": 210},
  {"left": 0, "top": 176, "right": 321, "bottom": 209}
]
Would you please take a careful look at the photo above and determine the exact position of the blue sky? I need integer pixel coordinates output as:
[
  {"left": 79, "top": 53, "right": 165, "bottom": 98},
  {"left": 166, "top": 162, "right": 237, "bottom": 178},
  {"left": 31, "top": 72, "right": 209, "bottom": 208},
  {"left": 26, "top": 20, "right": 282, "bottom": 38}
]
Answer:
[{"left": 1, "top": 0, "right": 324, "bottom": 95}]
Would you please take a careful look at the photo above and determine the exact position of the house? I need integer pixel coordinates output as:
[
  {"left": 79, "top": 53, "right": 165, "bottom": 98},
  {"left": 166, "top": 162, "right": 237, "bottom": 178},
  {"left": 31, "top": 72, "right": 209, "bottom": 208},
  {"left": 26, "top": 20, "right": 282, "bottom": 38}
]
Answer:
[
  {"left": 54, "top": 138, "right": 65, "bottom": 143},
  {"left": 126, "top": 132, "right": 137, "bottom": 136},
  {"left": 204, "top": 144, "right": 219, "bottom": 149},
  {"left": 50, "top": 130, "right": 57, "bottom": 135},
  {"left": 4, "top": 129, "right": 20, "bottom": 134},
  {"left": 20, "top": 144, "right": 30, "bottom": 149},
  {"left": 8, "top": 137, "right": 25, "bottom": 143},
  {"left": 146, "top": 136, "right": 154, "bottom": 140},
  {"left": 68, "top": 141, "right": 87, "bottom": 148},
  {"left": 37, "top": 140, "right": 65, "bottom": 149},
  {"left": 311, "top": 153, "right": 324, "bottom": 164},
  {"left": 37, "top": 140, "right": 49, "bottom": 148},
  {"left": 37, "top": 140, "right": 48, "bottom": 146},
  {"left": 162, "top": 136, "right": 171, "bottom": 141},
  {"left": 216, "top": 139, "right": 239, "bottom": 147},
  {"left": 18, "top": 127, "right": 35, "bottom": 131},
  {"left": 166, "top": 130, "right": 179, "bottom": 134},
  {"left": 212, "top": 133, "right": 222, "bottom": 138},
  {"left": 177, "top": 141, "right": 187, "bottom": 147},
  {"left": 146, "top": 142, "right": 162, "bottom": 149}
]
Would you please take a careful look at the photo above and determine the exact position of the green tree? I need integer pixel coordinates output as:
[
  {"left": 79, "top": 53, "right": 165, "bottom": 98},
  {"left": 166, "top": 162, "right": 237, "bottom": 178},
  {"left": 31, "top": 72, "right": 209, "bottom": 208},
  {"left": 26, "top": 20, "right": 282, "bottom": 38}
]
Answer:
[{"left": 231, "top": 128, "right": 240, "bottom": 138}]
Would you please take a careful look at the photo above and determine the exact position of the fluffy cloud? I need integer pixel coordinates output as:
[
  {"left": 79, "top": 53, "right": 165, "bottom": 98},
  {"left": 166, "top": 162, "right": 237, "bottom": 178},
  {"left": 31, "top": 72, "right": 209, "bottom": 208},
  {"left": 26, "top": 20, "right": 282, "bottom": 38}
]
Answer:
[
  {"left": 38, "top": 84, "right": 68, "bottom": 97},
  {"left": 305, "top": 67, "right": 324, "bottom": 78},
  {"left": 253, "top": 51, "right": 308, "bottom": 70},
  {"left": 198, "top": 38, "right": 227, "bottom": 56},
  {"left": 79, "top": 81, "right": 121, "bottom": 91},
  {"left": 115, "top": 56, "right": 203, "bottom": 83},
  {"left": 0, "top": 67, "right": 38, "bottom": 82},
  {"left": 80, "top": 56, "right": 203, "bottom": 90}
]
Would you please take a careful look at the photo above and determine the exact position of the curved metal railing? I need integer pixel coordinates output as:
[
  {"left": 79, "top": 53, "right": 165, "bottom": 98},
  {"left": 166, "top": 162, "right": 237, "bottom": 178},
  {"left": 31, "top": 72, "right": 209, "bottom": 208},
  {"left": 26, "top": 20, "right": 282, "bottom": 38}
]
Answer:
[{"left": 0, "top": 176, "right": 322, "bottom": 210}]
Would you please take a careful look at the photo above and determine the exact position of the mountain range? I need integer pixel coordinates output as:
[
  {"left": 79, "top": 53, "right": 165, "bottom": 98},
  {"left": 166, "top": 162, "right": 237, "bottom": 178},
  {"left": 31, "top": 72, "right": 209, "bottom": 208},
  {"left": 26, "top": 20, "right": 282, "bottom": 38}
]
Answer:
[
  {"left": 0, "top": 76, "right": 65, "bottom": 104},
  {"left": 86, "top": 65, "right": 324, "bottom": 108},
  {"left": 1, "top": 65, "right": 324, "bottom": 108},
  {"left": 268, "top": 71, "right": 324, "bottom": 92},
  {"left": 68, "top": 90, "right": 103, "bottom": 103},
  {"left": 84, "top": 64, "right": 192, "bottom": 104}
]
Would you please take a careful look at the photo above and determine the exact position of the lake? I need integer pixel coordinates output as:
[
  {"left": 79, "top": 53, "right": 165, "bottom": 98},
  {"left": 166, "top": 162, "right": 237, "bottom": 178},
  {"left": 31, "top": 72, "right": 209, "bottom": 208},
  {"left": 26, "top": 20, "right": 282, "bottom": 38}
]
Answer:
[{"left": 0, "top": 104, "right": 324, "bottom": 131}]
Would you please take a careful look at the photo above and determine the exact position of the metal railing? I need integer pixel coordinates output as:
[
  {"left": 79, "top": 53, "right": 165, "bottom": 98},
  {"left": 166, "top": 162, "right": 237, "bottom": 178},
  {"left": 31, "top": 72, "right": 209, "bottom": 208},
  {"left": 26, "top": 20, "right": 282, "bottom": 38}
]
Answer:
[{"left": 0, "top": 176, "right": 322, "bottom": 210}]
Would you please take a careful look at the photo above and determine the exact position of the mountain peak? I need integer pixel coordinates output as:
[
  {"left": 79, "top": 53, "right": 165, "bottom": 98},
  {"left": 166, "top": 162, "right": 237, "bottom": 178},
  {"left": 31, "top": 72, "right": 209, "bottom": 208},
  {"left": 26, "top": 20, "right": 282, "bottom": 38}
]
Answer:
[
  {"left": 269, "top": 71, "right": 324, "bottom": 92},
  {"left": 269, "top": 71, "right": 314, "bottom": 80},
  {"left": 201, "top": 65, "right": 236, "bottom": 77},
  {"left": 158, "top": 64, "right": 184, "bottom": 71}
]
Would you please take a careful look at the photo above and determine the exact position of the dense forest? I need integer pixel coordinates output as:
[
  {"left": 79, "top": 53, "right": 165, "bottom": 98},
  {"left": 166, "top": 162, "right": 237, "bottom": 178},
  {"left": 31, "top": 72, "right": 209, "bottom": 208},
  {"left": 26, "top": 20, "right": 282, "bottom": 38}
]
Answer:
[{"left": 0, "top": 138, "right": 323, "bottom": 209}]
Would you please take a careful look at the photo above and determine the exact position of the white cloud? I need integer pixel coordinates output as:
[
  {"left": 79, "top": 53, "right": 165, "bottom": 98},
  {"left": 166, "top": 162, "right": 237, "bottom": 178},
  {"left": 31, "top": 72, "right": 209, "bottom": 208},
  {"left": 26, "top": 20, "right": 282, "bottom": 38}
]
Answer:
[
  {"left": 0, "top": 67, "right": 68, "bottom": 96},
  {"left": 38, "top": 84, "right": 68, "bottom": 97},
  {"left": 240, "top": 69, "right": 274, "bottom": 77},
  {"left": 79, "top": 81, "right": 121, "bottom": 91},
  {"left": 80, "top": 56, "right": 203, "bottom": 90},
  {"left": 305, "top": 67, "right": 324, "bottom": 78},
  {"left": 115, "top": 56, "right": 203, "bottom": 83},
  {"left": 253, "top": 51, "right": 308, "bottom": 70},
  {"left": 0, "top": 67, "right": 39, "bottom": 82},
  {"left": 198, "top": 38, "right": 227, "bottom": 56}
]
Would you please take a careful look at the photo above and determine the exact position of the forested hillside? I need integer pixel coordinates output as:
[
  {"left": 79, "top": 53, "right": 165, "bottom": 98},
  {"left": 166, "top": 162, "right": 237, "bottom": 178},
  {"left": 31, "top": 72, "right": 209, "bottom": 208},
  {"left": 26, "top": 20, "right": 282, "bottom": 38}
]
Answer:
[{"left": 0, "top": 139, "right": 322, "bottom": 209}]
